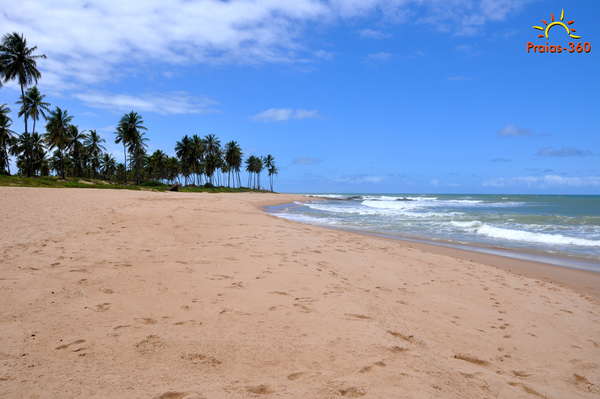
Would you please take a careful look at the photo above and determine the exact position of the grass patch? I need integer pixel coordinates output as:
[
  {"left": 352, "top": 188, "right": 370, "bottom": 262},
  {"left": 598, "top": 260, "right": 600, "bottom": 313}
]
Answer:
[{"left": 0, "top": 175, "right": 271, "bottom": 193}]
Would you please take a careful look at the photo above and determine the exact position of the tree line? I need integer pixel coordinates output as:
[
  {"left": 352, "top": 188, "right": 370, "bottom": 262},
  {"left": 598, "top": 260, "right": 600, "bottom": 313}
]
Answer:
[{"left": 0, "top": 32, "right": 278, "bottom": 191}]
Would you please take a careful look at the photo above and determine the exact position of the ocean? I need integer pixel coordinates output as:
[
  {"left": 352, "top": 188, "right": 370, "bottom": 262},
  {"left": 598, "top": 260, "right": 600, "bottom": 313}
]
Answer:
[{"left": 267, "top": 194, "right": 600, "bottom": 272}]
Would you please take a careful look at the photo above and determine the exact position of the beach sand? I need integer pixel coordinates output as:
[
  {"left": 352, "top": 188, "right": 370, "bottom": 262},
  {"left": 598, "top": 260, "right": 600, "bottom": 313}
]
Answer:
[{"left": 1, "top": 187, "right": 599, "bottom": 398}]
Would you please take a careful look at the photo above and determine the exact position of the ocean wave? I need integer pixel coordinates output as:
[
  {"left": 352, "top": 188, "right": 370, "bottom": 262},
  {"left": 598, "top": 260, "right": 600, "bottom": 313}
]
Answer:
[
  {"left": 274, "top": 212, "right": 339, "bottom": 225},
  {"left": 451, "top": 221, "right": 600, "bottom": 247}
]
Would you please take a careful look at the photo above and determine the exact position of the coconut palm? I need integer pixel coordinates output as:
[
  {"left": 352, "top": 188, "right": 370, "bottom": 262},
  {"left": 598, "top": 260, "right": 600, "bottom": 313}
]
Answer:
[
  {"left": 67, "top": 125, "right": 88, "bottom": 177},
  {"left": 100, "top": 153, "right": 117, "bottom": 180},
  {"left": 115, "top": 111, "right": 146, "bottom": 177},
  {"left": 175, "top": 135, "right": 193, "bottom": 185},
  {"left": 0, "top": 33, "right": 46, "bottom": 134},
  {"left": 11, "top": 132, "right": 46, "bottom": 177},
  {"left": 224, "top": 141, "right": 242, "bottom": 188},
  {"left": 44, "top": 107, "right": 73, "bottom": 178},
  {"left": 147, "top": 149, "right": 167, "bottom": 182},
  {"left": 263, "top": 154, "right": 277, "bottom": 192},
  {"left": 17, "top": 86, "right": 50, "bottom": 134},
  {"left": 84, "top": 130, "right": 106, "bottom": 178},
  {"left": 245, "top": 155, "right": 263, "bottom": 189},
  {"left": 128, "top": 130, "right": 148, "bottom": 184},
  {"left": 0, "top": 104, "right": 16, "bottom": 175},
  {"left": 203, "top": 134, "right": 221, "bottom": 185},
  {"left": 190, "top": 134, "right": 205, "bottom": 185}
]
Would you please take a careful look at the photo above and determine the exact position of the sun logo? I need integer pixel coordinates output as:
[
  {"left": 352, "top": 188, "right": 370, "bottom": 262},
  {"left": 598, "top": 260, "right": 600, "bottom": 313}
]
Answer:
[{"left": 533, "top": 9, "right": 581, "bottom": 39}]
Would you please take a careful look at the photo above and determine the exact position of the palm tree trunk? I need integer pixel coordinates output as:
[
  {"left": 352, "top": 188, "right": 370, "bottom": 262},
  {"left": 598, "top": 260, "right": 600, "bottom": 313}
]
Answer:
[
  {"left": 60, "top": 149, "right": 65, "bottom": 179},
  {"left": 123, "top": 144, "right": 127, "bottom": 181},
  {"left": 32, "top": 118, "right": 36, "bottom": 135},
  {"left": 20, "top": 84, "right": 28, "bottom": 134}
]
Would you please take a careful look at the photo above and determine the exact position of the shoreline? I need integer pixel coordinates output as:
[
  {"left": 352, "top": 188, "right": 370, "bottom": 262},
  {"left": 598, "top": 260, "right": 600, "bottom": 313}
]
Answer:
[{"left": 265, "top": 200, "right": 600, "bottom": 300}]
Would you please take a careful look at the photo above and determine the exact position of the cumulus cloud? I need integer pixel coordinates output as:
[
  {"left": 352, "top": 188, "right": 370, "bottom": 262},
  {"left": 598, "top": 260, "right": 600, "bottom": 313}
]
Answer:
[
  {"left": 0, "top": 1, "right": 528, "bottom": 90},
  {"left": 252, "top": 108, "right": 320, "bottom": 122},
  {"left": 497, "top": 124, "right": 532, "bottom": 136},
  {"left": 536, "top": 147, "right": 593, "bottom": 157},
  {"left": 483, "top": 175, "right": 600, "bottom": 188},
  {"left": 73, "top": 91, "right": 218, "bottom": 115},
  {"left": 358, "top": 28, "right": 390, "bottom": 39}
]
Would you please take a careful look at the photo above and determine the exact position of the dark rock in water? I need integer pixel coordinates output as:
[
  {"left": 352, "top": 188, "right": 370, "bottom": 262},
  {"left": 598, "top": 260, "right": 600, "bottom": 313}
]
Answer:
[
  {"left": 347, "top": 195, "right": 363, "bottom": 200},
  {"left": 169, "top": 184, "right": 180, "bottom": 192},
  {"left": 396, "top": 197, "right": 413, "bottom": 201}
]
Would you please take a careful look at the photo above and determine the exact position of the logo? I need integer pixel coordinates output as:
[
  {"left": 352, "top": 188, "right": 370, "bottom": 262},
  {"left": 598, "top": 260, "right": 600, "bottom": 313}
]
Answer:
[{"left": 526, "top": 9, "right": 592, "bottom": 54}]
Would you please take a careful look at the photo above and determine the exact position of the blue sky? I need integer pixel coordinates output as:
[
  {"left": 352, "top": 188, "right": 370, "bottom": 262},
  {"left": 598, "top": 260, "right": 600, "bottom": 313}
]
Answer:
[{"left": 1, "top": 0, "right": 598, "bottom": 194}]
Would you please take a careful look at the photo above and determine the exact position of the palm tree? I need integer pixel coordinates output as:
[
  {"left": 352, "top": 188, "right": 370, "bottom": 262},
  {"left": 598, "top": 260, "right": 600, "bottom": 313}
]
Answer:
[
  {"left": 224, "top": 141, "right": 242, "bottom": 188},
  {"left": 203, "top": 134, "right": 221, "bottom": 185},
  {"left": 245, "top": 155, "right": 263, "bottom": 189},
  {"left": 17, "top": 86, "right": 50, "bottom": 134},
  {"left": 100, "top": 153, "right": 117, "bottom": 180},
  {"left": 263, "top": 154, "right": 277, "bottom": 192},
  {"left": 190, "top": 134, "right": 205, "bottom": 185},
  {"left": 0, "top": 104, "right": 16, "bottom": 175},
  {"left": 84, "top": 130, "right": 106, "bottom": 178},
  {"left": 44, "top": 107, "right": 73, "bottom": 178},
  {"left": 147, "top": 149, "right": 167, "bottom": 182},
  {"left": 175, "top": 135, "right": 193, "bottom": 185},
  {"left": 67, "top": 125, "right": 88, "bottom": 177},
  {"left": 11, "top": 132, "right": 46, "bottom": 177},
  {"left": 165, "top": 156, "right": 180, "bottom": 184},
  {"left": 128, "top": 130, "right": 148, "bottom": 184},
  {"left": 0, "top": 33, "right": 46, "bottom": 134},
  {"left": 116, "top": 111, "right": 146, "bottom": 178}
]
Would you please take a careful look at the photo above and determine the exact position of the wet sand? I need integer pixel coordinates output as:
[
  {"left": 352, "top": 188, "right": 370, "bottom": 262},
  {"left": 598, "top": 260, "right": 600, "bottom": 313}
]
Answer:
[{"left": 1, "top": 187, "right": 599, "bottom": 398}]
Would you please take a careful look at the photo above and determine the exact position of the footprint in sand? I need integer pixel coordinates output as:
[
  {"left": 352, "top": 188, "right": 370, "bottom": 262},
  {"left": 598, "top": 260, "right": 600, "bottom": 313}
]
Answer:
[
  {"left": 387, "top": 330, "right": 414, "bottom": 343},
  {"left": 154, "top": 392, "right": 205, "bottom": 399},
  {"left": 94, "top": 303, "right": 111, "bottom": 312},
  {"left": 344, "top": 313, "right": 371, "bottom": 320},
  {"left": 454, "top": 354, "right": 490, "bottom": 367},
  {"left": 359, "top": 361, "right": 386, "bottom": 373},
  {"left": 246, "top": 384, "right": 273, "bottom": 395},
  {"left": 181, "top": 353, "right": 222, "bottom": 366},
  {"left": 287, "top": 372, "right": 306, "bottom": 381},
  {"left": 136, "top": 317, "right": 157, "bottom": 325},
  {"left": 338, "top": 387, "right": 366, "bottom": 397},
  {"left": 135, "top": 335, "right": 165, "bottom": 354},
  {"left": 55, "top": 339, "right": 86, "bottom": 350}
]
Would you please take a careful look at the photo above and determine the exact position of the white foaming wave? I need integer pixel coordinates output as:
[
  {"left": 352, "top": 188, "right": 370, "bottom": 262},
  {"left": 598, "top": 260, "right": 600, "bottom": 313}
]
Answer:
[
  {"left": 361, "top": 200, "right": 420, "bottom": 210},
  {"left": 451, "top": 221, "right": 600, "bottom": 247},
  {"left": 274, "top": 212, "right": 339, "bottom": 225},
  {"left": 305, "top": 202, "right": 381, "bottom": 215},
  {"left": 308, "top": 201, "right": 462, "bottom": 219},
  {"left": 303, "top": 194, "right": 348, "bottom": 199}
]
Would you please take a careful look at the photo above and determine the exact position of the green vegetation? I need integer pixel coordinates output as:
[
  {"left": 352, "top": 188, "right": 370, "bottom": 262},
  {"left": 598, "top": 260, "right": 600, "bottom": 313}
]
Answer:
[
  {"left": 0, "top": 32, "right": 278, "bottom": 192},
  {"left": 0, "top": 175, "right": 270, "bottom": 193}
]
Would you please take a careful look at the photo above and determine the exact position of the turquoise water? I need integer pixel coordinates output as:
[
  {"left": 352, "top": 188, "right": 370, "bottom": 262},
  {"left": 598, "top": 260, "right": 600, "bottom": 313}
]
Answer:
[{"left": 268, "top": 194, "right": 600, "bottom": 270}]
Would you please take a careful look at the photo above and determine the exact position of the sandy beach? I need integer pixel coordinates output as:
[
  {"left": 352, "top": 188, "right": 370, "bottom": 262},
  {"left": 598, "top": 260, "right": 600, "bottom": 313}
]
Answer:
[{"left": 1, "top": 187, "right": 599, "bottom": 399}]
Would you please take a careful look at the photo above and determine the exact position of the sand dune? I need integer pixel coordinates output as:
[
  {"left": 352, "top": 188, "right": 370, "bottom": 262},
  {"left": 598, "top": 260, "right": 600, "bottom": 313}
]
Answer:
[{"left": 1, "top": 187, "right": 599, "bottom": 398}]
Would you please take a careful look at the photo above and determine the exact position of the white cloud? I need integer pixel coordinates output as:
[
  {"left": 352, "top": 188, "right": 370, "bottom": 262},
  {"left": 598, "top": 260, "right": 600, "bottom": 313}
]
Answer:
[
  {"left": 73, "top": 91, "right": 218, "bottom": 115},
  {"left": 358, "top": 29, "right": 390, "bottom": 39},
  {"left": 483, "top": 175, "right": 600, "bottom": 188},
  {"left": 536, "top": 147, "right": 593, "bottom": 157},
  {"left": 497, "top": 124, "right": 532, "bottom": 137},
  {"left": 252, "top": 108, "right": 320, "bottom": 122},
  {"left": 1, "top": 1, "right": 528, "bottom": 90}
]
